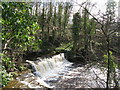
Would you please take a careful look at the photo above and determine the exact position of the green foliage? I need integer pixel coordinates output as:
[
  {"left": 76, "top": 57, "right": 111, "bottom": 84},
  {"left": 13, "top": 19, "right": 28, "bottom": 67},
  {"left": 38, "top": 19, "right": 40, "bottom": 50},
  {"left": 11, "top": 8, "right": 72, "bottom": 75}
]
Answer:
[
  {"left": 103, "top": 51, "right": 118, "bottom": 71},
  {"left": 71, "top": 11, "right": 96, "bottom": 52},
  {"left": 1, "top": 2, "right": 41, "bottom": 87},
  {"left": 2, "top": 2, "right": 41, "bottom": 52},
  {"left": 0, "top": 53, "right": 16, "bottom": 72},
  {"left": 72, "top": 12, "right": 81, "bottom": 51},
  {"left": 0, "top": 53, "right": 16, "bottom": 87},
  {"left": 18, "top": 65, "right": 27, "bottom": 71},
  {"left": 55, "top": 42, "right": 73, "bottom": 51},
  {"left": 103, "top": 51, "right": 118, "bottom": 86},
  {"left": 0, "top": 66, "right": 13, "bottom": 87},
  {"left": 72, "top": 13, "right": 81, "bottom": 37},
  {"left": 87, "top": 18, "right": 96, "bottom": 36}
]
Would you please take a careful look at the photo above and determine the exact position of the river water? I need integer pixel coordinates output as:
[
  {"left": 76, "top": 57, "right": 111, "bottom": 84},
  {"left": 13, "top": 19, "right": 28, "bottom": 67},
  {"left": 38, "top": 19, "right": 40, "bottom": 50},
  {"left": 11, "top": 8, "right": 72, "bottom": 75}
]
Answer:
[{"left": 3, "top": 53, "right": 120, "bottom": 88}]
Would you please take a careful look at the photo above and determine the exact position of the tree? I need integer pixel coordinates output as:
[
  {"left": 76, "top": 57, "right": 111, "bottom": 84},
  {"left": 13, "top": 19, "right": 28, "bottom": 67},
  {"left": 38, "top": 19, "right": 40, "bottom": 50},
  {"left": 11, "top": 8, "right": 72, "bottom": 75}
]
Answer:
[
  {"left": 82, "top": 1, "right": 91, "bottom": 52},
  {"left": 72, "top": 12, "right": 81, "bottom": 52},
  {"left": 105, "top": 0, "right": 117, "bottom": 88},
  {"left": 58, "top": 3, "right": 63, "bottom": 38},
  {"left": 2, "top": 2, "right": 41, "bottom": 70},
  {"left": 62, "top": 2, "right": 72, "bottom": 38},
  {"left": 40, "top": 3, "right": 46, "bottom": 39},
  {"left": 46, "top": 2, "right": 53, "bottom": 40}
]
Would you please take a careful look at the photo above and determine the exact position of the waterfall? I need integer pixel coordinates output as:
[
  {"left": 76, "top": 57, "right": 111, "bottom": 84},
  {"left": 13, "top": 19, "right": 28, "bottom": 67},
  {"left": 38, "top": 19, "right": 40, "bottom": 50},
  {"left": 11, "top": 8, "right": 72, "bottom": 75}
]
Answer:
[
  {"left": 26, "top": 53, "right": 72, "bottom": 79},
  {"left": 20, "top": 53, "right": 73, "bottom": 88},
  {"left": 11, "top": 53, "right": 119, "bottom": 88}
]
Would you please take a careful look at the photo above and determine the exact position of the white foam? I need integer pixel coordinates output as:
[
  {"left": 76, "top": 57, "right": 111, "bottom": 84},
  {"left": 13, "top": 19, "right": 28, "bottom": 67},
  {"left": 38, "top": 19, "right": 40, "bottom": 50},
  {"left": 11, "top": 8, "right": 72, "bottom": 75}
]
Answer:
[{"left": 24, "top": 53, "right": 73, "bottom": 88}]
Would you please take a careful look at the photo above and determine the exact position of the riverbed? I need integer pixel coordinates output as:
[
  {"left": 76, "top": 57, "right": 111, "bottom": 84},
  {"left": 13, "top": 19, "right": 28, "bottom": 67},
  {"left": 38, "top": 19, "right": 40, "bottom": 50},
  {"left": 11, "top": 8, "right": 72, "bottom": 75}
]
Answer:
[{"left": 2, "top": 53, "right": 120, "bottom": 89}]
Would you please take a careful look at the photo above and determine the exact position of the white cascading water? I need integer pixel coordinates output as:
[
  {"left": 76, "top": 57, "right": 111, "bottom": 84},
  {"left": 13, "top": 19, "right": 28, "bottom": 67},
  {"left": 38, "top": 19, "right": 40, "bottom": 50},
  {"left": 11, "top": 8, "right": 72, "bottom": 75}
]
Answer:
[
  {"left": 18, "top": 53, "right": 119, "bottom": 88},
  {"left": 24, "top": 53, "right": 73, "bottom": 88}
]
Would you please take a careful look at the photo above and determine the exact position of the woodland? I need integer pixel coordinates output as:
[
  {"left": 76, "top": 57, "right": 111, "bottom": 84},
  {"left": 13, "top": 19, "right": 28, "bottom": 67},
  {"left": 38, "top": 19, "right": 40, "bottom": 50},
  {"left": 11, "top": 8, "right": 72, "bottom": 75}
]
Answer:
[{"left": 0, "top": 0, "right": 120, "bottom": 89}]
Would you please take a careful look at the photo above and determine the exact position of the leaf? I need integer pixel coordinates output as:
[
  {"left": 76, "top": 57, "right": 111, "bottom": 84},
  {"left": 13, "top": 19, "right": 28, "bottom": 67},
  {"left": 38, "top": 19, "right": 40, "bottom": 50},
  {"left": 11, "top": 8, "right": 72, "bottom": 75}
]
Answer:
[{"left": 109, "top": 51, "right": 113, "bottom": 55}]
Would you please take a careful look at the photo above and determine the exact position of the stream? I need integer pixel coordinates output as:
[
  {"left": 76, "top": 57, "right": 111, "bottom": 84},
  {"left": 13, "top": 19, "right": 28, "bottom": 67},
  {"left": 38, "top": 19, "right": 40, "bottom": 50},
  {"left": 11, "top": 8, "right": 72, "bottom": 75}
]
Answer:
[{"left": 3, "top": 53, "right": 120, "bottom": 89}]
